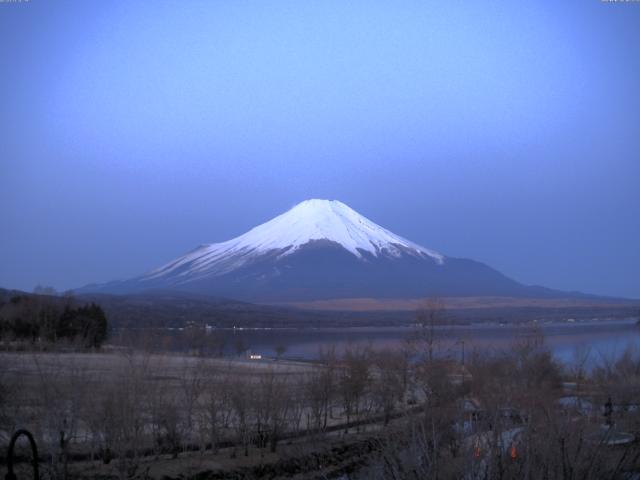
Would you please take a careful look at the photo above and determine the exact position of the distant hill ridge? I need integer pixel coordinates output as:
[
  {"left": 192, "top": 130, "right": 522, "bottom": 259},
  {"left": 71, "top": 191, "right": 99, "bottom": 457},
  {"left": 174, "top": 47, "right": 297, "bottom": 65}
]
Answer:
[{"left": 2, "top": 288, "right": 637, "bottom": 328}]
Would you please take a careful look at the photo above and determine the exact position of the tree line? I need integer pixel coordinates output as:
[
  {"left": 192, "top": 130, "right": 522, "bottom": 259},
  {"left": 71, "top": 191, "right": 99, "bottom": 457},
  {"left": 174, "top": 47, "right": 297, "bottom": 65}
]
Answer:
[{"left": 0, "top": 289, "right": 108, "bottom": 349}]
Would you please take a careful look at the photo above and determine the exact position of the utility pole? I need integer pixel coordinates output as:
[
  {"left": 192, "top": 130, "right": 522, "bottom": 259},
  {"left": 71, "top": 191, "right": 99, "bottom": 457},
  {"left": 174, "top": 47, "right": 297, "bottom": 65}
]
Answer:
[
  {"left": 604, "top": 396, "right": 613, "bottom": 427},
  {"left": 460, "top": 340, "right": 466, "bottom": 387}
]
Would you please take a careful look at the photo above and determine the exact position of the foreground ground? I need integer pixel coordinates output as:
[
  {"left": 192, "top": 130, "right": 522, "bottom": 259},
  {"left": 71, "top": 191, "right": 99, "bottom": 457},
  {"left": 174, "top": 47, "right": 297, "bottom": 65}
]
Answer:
[{"left": 1, "top": 336, "right": 640, "bottom": 479}]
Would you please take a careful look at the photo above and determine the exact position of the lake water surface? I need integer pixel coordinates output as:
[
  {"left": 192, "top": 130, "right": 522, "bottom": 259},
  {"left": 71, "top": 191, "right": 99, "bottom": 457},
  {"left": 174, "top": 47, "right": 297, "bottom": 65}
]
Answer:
[
  {"left": 115, "top": 319, "right": 640, "bottom": 369},
  {"left": 210, "top": 319, "right": 640, "bottom": 368}
]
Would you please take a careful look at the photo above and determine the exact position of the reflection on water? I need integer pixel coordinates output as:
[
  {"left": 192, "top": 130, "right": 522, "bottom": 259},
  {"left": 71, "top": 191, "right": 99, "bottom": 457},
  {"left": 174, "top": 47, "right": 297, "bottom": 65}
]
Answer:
[{"left": 115, "top": 319, "right": 640, "bottom": 369}]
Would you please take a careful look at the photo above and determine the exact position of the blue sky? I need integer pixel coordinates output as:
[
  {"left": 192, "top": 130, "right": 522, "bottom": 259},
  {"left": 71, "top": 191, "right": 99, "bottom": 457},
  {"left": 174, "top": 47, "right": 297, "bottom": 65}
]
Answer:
[{"left": 1, "top": 0, "right": 639, "bottom": 298}]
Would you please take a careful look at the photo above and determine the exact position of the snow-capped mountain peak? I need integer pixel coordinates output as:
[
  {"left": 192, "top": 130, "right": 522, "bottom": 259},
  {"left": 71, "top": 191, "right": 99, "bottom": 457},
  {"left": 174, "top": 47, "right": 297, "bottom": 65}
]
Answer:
[
  {"left": 234, "top": 199, "right": 442, "bottom": 260},
  {"left": 145, "top": 199, "right": 443, "bottom": 282},
  {"left": 81, "top": 199, "right": 558, "bottom": 302}
]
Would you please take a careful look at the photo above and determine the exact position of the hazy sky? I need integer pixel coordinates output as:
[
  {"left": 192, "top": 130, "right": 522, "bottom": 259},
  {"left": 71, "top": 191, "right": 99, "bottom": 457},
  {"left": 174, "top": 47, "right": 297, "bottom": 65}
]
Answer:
[{"left": 1, "top": 0, "right": 639, "bottom": 298}]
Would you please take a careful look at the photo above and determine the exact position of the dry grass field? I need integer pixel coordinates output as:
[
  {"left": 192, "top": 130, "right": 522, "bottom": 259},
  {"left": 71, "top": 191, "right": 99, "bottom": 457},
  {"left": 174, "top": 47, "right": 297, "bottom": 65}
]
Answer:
[{"left": 2, "top": 334, "right": 640, "bottom": 479}]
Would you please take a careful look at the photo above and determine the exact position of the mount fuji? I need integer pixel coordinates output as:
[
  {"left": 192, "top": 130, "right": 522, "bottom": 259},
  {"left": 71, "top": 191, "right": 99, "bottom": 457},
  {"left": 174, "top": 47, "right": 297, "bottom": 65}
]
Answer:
[{"left": 81, "top": 199, "right": 572, "bottom": 302}]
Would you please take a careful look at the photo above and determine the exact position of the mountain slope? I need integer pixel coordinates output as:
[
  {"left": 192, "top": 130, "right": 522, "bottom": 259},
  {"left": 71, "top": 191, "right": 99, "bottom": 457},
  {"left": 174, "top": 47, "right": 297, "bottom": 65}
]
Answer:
[
  {"left": 145, "top": 199, "right": 444, "bottom": 283},
  {"left": 80, "top": 199, "right": 585, "bottom": 302}
]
